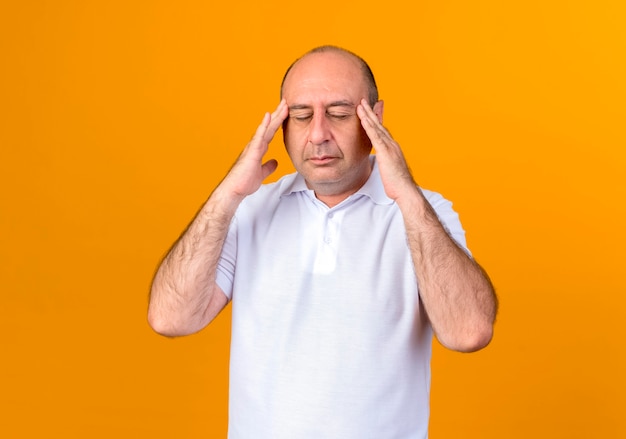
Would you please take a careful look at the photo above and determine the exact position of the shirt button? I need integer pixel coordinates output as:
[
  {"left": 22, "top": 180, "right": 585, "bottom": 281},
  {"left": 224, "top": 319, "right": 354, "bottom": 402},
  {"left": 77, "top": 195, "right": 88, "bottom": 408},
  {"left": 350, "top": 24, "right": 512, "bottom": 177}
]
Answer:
[
  {"left": 324, "top": 237, "right": 332, "bottom": 244},
  {"left": 328, "top": 212, "right": 334, "bottom": 219}
]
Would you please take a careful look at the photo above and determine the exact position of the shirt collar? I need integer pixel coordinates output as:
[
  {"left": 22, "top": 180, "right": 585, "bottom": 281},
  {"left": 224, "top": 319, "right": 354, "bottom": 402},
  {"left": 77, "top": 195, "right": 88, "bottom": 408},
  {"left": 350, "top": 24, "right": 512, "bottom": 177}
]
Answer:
[
  {"left": 279, "top": 155, "right": 394, "bottom": 205},
  {"left": 355, "top": 156, "right": 394, "bottom": 205}
]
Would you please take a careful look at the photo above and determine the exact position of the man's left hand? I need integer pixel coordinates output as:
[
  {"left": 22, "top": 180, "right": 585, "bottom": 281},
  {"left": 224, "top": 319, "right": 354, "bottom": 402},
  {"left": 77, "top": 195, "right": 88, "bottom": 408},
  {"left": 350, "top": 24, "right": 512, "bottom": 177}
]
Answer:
[{"left": 356, "top": 99, "right": 417, "bottom": 202}]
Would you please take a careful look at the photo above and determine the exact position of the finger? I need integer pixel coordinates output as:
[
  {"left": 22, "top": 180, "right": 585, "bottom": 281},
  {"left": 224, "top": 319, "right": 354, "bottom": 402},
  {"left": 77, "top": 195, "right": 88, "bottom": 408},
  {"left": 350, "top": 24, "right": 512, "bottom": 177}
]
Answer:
[
  {"left": 359, "top": 99, "right": 392, "bottom": 135},
  {"left": 264, "top": 99, "right": 289, "bottom": 142},
  {"left": 260, "top": 159, "right": 278, "bottom": 179},
  {"left": 247, "top": 100, "right": 287, "bottom": 156},
  {"left": 357, "top": 100, "right": 381, "bottom": 132},
  {"left": 251, "top": 99, "right": 287, "bottom": 144},
  {"left": 271, "top": 98, "right": 289, "bottom": 123},
  {"left": 357, "top": 98, "right": 374, "bottom": 117},
  {"left": 243, "top": 112, "right": 273, "bottom": 159},
  {"left": 357, "top": 101, "right": 391, "bottom": 148},
  {"left": 252, "top": 112, "right": 272, "bottom": 142},
  {"left": 357, "top": 99, "right": 379, "bottom": 124}
]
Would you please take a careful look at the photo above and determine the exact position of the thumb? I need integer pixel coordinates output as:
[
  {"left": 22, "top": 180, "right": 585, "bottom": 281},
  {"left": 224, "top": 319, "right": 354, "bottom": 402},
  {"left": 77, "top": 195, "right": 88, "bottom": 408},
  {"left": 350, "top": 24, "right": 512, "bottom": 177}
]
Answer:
[{"left": 260, "top": 159, "right": 278, "bottom": 180}]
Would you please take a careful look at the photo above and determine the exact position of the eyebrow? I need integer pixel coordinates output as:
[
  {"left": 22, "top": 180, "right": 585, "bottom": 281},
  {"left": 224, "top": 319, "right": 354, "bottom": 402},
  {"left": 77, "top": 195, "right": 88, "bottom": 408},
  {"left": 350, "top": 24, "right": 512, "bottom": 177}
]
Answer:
[{"left": 289, "top": 100, "right": 356, "bottom": 111}]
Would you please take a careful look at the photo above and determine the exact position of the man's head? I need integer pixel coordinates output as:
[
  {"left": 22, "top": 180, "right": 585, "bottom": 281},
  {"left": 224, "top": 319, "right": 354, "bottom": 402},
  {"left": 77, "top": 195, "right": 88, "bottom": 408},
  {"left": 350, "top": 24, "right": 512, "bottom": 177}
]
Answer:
[
  {"left": 280, "top": 46, "right": 384, "bottom": 204},
  {"left": 281, "top": 46, "right": 379, "bottom": 106}
]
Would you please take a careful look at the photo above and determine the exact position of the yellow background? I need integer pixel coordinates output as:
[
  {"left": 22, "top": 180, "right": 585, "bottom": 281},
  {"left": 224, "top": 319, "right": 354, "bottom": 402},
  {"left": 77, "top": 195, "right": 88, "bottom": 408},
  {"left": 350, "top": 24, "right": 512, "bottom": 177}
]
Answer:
[{"left": 1, "top": 1, "right": 624, "bottom": 437}]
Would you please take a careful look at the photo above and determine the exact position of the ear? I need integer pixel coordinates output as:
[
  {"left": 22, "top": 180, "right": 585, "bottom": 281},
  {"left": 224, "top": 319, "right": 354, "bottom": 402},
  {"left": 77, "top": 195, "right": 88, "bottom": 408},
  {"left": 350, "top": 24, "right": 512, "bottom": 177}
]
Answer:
[{"left": 373, "top": 100, "right": 384, "bottom": 123}]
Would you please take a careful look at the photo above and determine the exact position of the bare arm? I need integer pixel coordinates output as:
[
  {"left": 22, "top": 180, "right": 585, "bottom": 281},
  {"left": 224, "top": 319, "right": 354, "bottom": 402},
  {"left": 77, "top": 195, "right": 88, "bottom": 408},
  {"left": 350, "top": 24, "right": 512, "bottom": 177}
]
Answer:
[
  {"left": 148, "top": 100, "right": 289, "bottom": 337},
  {"left": 357, "top": 99, "right": 498, "bottom": 352}
]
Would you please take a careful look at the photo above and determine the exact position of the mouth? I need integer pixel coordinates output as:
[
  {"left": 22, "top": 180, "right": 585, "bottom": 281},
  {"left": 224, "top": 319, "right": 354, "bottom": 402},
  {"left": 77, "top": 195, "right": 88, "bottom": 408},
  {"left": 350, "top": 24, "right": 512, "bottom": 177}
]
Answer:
[{"left": 307, "top": 156, "right": 337, "bottom": 165}]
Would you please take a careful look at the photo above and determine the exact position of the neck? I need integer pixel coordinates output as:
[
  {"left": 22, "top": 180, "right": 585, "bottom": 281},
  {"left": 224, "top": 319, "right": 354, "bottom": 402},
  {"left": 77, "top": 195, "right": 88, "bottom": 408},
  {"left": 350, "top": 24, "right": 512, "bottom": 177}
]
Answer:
[
  {"left": 312, "top": 170, "right": 372, "bottom": 208},
  {"left": 303, "top": 155, "right": 374, "bottom": 207}
]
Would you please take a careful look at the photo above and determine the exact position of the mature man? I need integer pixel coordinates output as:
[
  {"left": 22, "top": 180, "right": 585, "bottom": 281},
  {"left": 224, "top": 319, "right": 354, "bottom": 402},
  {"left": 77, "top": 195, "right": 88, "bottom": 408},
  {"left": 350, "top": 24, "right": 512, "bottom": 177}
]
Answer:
[{"left": 148, "top": 46, "right": 498, "bottom": 438}]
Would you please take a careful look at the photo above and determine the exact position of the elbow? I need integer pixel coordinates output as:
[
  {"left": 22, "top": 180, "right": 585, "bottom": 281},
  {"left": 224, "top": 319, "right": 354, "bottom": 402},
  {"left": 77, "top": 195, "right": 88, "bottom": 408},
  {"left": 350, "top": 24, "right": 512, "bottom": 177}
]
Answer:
[
  {"left": 438, "top": 322, "right": 494, "bottom": 353},
  {"left": 147, "top": 312, "right": 177, "bottom": 338},
  {"left": 147, "top": 285, "right": 202, "bottom": 337},
  {"left": 147, "top": 309, "right": 193, "bottom": 338},
  {"left": 460, "top": 325, "right": 494, "bottom": 353}
]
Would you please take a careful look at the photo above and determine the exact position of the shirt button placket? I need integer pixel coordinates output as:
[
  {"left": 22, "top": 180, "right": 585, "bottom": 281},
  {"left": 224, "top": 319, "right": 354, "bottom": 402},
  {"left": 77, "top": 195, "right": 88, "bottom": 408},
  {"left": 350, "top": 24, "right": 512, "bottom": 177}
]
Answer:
[{"left": 325, "top": 211, "right": 337, "bottom": 246}]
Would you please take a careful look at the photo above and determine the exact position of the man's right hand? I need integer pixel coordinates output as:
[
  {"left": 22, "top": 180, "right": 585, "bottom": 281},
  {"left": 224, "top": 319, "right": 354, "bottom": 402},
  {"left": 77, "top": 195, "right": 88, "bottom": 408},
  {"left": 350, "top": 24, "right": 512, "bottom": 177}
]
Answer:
[
  {"left": 219, "top": 99, "right": 289, "bottom": 200},
  {"left": 148, "top": 100, "right": 290, "bottom": 336}
]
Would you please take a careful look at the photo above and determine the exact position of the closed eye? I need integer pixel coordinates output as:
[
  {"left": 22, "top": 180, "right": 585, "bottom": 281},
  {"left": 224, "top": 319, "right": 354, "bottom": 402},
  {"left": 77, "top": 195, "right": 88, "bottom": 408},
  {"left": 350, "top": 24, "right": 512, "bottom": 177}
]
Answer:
[
  {"left": 327, "top": 112, "right": 352, "bottom": 121},
  {"left": 289, "top": 112, "right": 313, "bottom": 122},
  {"left": 327, "top": 102, "right": 356, "bottom": 121}
]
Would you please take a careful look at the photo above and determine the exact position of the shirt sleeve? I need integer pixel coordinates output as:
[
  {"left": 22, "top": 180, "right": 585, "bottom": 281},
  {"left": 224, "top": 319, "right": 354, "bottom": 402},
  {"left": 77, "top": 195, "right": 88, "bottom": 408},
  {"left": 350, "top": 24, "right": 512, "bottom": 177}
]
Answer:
[
  {"left": 215, "top": 215, "right": 238, "bottom": 300},
  {"left": 421, "top": 189, "right": 471, "bottom": 257}
]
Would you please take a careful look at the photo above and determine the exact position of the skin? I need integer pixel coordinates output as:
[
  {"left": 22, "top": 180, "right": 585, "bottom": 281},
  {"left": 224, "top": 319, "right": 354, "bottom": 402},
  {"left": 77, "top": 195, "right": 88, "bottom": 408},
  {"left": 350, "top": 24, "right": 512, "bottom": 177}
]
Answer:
[
  {"left": 280, "top": 50, "right": 383, "bottom": 207},
  {"left": 356, "top": 97, "right": 497, "bottom": 351},
  {"left": 148, "top": 48, "right": 498, "bottom": 352}
]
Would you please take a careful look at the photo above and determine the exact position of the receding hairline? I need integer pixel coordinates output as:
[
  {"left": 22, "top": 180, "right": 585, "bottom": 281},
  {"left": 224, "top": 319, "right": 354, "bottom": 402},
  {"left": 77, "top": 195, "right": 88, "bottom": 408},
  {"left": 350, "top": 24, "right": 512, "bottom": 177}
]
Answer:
[{"left": 280, "top": 45, "right": 379, "bottom": 105}]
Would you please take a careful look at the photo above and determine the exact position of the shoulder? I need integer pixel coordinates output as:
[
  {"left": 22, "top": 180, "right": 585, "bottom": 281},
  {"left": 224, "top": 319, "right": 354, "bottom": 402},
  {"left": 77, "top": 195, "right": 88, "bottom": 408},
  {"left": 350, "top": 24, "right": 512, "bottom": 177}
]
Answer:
[
  {"left": 419, "top": 187, "right": 461, "bottom": 221},
  {"left": 421, "top": 188, "right": 453, "bottom": 211},
  {"left": 420, "top": 187, "right": 469, "bottom": 250}
]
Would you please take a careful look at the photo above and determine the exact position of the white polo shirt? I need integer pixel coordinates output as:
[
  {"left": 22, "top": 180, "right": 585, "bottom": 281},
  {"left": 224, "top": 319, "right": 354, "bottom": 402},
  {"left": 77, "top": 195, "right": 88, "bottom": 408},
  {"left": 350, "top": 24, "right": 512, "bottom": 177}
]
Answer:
[{"left": 216, "top": 156, "right": 467, "bottom": 439}]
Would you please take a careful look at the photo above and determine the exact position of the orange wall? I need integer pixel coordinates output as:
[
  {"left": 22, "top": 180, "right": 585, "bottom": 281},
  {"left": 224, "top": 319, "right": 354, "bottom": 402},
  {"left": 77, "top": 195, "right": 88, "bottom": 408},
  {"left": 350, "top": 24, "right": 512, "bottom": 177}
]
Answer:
[{"left": 1, "top": 1, "right": 624, "bottom": 437}]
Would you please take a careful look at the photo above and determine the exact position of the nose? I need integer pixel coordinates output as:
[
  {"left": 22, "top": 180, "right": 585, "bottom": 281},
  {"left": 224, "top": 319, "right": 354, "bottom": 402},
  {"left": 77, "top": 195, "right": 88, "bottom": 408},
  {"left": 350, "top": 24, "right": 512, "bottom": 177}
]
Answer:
[{"left": 308, "top": 112, "right": 331, "bottom": 145}]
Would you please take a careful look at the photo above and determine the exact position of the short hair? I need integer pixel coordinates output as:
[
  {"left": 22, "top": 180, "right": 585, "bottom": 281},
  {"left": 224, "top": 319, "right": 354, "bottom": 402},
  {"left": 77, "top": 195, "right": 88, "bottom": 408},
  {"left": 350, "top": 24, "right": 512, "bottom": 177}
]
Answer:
[{"left": 280, "top": 45, "right": 379, "bottom": 106}]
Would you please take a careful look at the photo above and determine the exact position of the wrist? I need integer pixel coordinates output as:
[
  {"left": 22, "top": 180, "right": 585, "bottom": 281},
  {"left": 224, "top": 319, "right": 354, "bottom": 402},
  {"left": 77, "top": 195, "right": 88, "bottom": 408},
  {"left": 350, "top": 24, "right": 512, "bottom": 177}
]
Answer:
[
  {"left": 204, "top": 185, "right": 245, "bottom": 221},
  {"left": 396, "top": 185, "right": 443, "bottom": 231}
]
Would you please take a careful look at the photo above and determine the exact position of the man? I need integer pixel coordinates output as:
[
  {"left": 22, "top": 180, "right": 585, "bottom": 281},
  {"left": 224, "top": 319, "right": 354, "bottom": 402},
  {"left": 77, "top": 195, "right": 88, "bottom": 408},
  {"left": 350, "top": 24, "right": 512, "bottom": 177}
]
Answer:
[{"left": 148, "top": 46, "right": 498, "bottom": 438}]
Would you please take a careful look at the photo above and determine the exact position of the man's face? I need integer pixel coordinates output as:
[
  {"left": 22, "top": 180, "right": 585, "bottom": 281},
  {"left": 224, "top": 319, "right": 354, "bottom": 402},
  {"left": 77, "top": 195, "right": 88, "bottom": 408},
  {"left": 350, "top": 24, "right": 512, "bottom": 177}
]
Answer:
[{"left": 282, "top": 51, "right": 383, "bottom": 199}]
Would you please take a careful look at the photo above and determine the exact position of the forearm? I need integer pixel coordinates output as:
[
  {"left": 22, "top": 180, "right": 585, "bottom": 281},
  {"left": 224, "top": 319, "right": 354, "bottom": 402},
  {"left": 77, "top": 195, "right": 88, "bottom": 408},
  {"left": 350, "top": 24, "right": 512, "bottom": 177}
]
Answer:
[
  {"left": 147, "top": 101, "right": 288, "bottom": 337},
  {"left": 355, "top": 100, "right": 497, "bottom": 351},
  {"left": 397, "top": 186, "right": 498, "bottom": 352},
  {"left": 148, "top": 186, "right": 242, "bottom": 336}
]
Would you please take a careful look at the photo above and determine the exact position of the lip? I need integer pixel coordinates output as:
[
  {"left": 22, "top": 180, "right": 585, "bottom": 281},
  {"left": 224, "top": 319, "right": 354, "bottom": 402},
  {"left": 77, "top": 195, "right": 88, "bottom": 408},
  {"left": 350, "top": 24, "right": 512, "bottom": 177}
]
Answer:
[{"left": 308, "top": 156, "right": 337, "bottom": 165}]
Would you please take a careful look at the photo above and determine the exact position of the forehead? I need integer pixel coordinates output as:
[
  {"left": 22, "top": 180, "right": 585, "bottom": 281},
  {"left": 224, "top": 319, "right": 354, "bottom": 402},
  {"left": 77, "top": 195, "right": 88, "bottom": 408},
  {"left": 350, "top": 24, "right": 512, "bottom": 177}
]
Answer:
[{"left": 282, "top": 51, "right": 368, "bottom": 104}]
